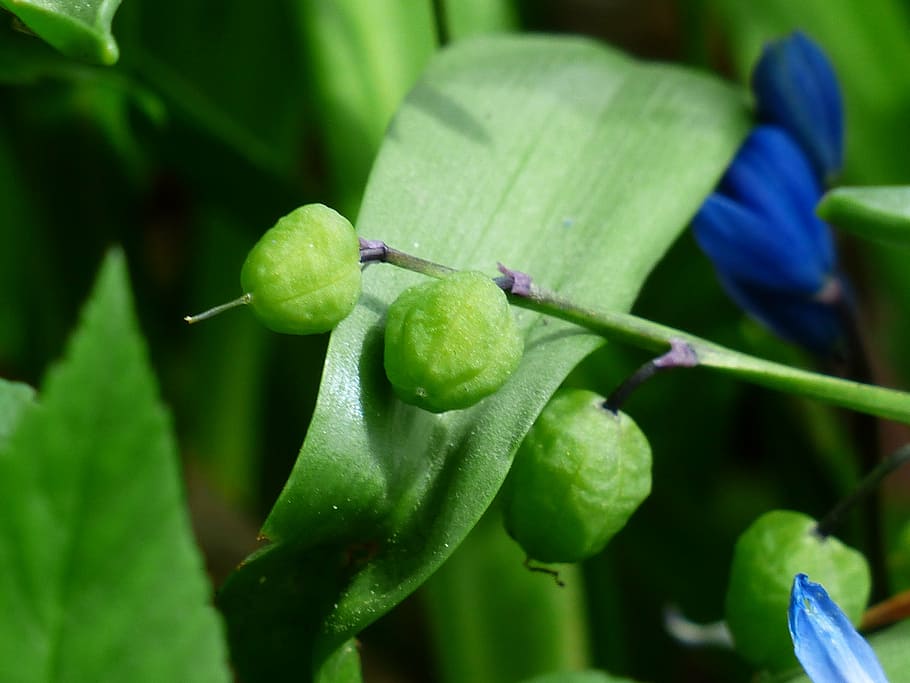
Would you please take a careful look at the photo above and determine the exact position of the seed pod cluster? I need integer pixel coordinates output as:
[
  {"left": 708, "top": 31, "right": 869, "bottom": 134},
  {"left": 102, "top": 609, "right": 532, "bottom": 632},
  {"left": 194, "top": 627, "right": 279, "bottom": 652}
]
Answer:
[{"left": 229, "top": 206, "right": 526, "bottom": 413}]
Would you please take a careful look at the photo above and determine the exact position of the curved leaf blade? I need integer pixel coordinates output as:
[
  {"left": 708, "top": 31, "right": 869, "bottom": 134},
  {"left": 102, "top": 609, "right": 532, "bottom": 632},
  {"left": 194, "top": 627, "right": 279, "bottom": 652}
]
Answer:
[
  {"left": 818, "top": 186, "right": 910, "bottom": 247},
  {"left": 220, "top": 34, "right": 750, "bottom": 677},
  {"left": 1, "top": 0, "right": 121, "bottom": 64},
  {"left": 0, "top": 379, "right": 34, "bottom": 447}
]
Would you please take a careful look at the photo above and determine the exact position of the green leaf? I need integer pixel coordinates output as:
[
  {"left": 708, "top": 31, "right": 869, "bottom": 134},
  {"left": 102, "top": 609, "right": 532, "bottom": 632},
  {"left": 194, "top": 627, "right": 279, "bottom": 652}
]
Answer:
[
  {"left": 0, "top": 379, "right": 34, "bottom": 448},
  {"left": 818, "top": 186, "right": 910, "bottom": 247},
  {"left": 0, "top": 251, "right": 229, "bottom": 682},
  {"left": 314, "top": 640, "right": 363, "bottom": 683},
  {"left": 0, "top": 0, "right": 121, "bottom": 65},
  {"left": 219, "top": 34, "right": 750, "bottom": 678}
]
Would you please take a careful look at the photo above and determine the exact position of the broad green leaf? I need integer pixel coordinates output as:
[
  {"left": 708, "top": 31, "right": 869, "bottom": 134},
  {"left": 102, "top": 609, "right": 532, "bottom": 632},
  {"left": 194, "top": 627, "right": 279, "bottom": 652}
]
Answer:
[
  {"left": 0, "top": 251, "right": 229, "bottom": 682},
  {"left": 0, "top": 379, "right": 34, "bottom": 447},
  {"left": 315, "top": 640, "right": 362, "bottom": 683},
  {"left": 818, "top": 186, "right": 910, "bottom": 247},
  {"left": 219, "top": 34, "right": 750, "bottom": 678},
  {"left": 0, "top": 0, "right": 122, "bottom": 65}
]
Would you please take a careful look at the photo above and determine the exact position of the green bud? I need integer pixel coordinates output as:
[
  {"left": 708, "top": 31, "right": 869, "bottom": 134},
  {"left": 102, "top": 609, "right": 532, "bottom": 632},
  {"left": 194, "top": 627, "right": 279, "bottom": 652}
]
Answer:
[
  {"left": 383, "top": 271, "right": 523, "bottom": 412},
  {"left": 240, "top": 203, "right": 361, "bottom": 335},
  {"left": 724, "top": 509, "right": 871, "bottom": 671},
  {"left": 501, "top": 388, "right": 652, "bottom": 563}
]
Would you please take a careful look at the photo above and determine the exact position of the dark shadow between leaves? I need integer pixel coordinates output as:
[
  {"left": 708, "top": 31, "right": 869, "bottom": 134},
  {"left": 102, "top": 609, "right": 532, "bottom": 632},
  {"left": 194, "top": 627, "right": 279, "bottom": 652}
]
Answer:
[{"left": 218, "top": 537, "right": 370, "bottom": 681}]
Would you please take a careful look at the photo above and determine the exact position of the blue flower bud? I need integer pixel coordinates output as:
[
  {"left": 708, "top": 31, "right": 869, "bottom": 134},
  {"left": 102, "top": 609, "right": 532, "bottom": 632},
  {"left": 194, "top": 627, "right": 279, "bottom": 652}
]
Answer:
[
  {"left": 692, "top": 125, "right": 844, "bottom": 354},
  {"left": 789, "top": 573, "right": 889, "bottom": 683},
  {"left": 752, "top": 31, "right": 844, "bottom": 183},
  {"left": 696, "top": 126, "right": 834, "bottom": 293}
]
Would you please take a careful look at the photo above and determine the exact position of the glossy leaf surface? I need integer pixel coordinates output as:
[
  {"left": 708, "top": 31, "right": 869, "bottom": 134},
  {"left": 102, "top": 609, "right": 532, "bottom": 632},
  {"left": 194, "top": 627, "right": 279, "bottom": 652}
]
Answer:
[
  {"left": 0, "top": 379, "right": 33, "bottom": 446},
  {"left": 818, "top": 186, "right": 910, "bottom": 247},
  {"left": 219, "top": 34, "right": 751, "bottom": 678},
  {"left": 0, "top": 0, "right": 122, "bottom": 64}
]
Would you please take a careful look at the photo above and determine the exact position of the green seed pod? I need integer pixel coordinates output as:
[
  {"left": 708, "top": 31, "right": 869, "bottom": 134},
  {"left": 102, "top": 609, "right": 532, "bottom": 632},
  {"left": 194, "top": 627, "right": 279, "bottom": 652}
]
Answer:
[
  {"left": 240, "top": 203, "right": 361, "bottom": 335},
  {"left": 724, "top": 509, "right": 871, "bottom": 671},
  {"left": 501, "top": 388, "right": 652, "bottom": 563},
  {"left": 383, "top": 271, "right": 523, "bottom": 412}
]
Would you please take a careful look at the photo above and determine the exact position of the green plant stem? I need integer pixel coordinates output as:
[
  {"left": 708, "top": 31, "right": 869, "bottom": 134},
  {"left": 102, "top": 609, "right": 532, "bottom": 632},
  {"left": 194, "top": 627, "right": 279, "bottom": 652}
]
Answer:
[
  {"left": 510, "top": 283, "right": 910, "bottom": 422},
  {"left": 183, "top": 293, "right": 252, "bottom": 325},
  {"left": 360, "top": 239, "right": 456, "bottom": 278},
  {"left": 360, "top": 241, "right": 910, "bottom": 424}
]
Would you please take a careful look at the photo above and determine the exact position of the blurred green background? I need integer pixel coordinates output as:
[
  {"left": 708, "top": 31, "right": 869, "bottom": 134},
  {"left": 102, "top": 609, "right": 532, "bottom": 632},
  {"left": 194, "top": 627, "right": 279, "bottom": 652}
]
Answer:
[{"left": 3, "top": 1, "right": 910, "bottom": 681}]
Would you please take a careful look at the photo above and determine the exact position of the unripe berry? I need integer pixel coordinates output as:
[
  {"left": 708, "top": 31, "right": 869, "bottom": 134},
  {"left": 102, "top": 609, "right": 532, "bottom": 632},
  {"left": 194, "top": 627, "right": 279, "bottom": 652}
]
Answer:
[
  {"left": 724, "top": 509, "right": 870, "bottom": 671},
  {"left": 240, "top": 203, "right": 361, "bottom": 335},
  {"left": 383, "top": 271, "right": 523, "bottom": 413},
  {"left": 501, "top": 388, "right": 652, "bottom": 564}
]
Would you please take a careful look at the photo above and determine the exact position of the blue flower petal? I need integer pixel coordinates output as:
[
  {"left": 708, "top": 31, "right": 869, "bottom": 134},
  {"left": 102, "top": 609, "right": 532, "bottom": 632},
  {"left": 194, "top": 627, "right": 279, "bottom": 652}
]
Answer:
[
  {"left": 703, "top": 125, "right": 835, "bottom": 292},
  {"left": 717, "top": 274, "right": 844, "bottom": 356},
  {"left": 719, "top": 126, "right": 835, "bottom": 276},
  {"left": 693, "top": 193, "right": 827, "bottom": 294},
  {"left": 720, "top": 126, "right": 822, "bottom": 220},
  {"left": 789, "top": 574, "right": 889, "bottom": 683},
  {"left": 752, "top": 31, "right": 844, "bottom": 183},
  {"left": 692, "top": 32, "right": 848, "bottom": 355}
]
